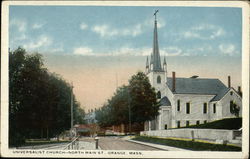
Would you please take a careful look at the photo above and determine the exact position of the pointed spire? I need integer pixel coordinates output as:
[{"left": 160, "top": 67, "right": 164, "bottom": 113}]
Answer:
[
  {"left": 146, "top": 56, "right": 149, "bottom": 68},
  {"left": 152, "top": 10, "right": 163, "bottom": 72},
  {"left": 163, "top": 56, "right": 166, "bottom": 65},
  {"left": 150, "top": 53, "right": 153, "bottom": 64}
]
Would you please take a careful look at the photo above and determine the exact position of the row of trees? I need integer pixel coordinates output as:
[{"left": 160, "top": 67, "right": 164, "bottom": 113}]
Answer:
[
  {"left": 9, "top": 47, "right": 85, "bottom": 146},
  {"left": 95, "top": 71, "right": 160, "bottom": 128}
]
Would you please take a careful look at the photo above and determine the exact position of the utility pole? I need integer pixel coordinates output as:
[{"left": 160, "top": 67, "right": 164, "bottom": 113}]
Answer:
[
  {"left": 128, "top": 102, "right": 131, "bottom": 135},
  {"left": 71, "top": 82, "right": 74, "bottom": 131},
  {"left": 128, "top": 87, "right": 131, "bottom": 135}
]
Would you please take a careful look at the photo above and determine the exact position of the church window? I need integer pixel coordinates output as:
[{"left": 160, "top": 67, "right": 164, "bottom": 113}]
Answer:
[
  {"left": 203, "top": 103, "right": 207, "bottom": 114},
  {"left": 196, "top": 121, "right": 200, "bottom": 125},
  {"left": 177, "top": 121, "right": 180, "bottom": 128},
  {"left": 157, "top": 91, "right": 161, "bottom": 99},
  {"left": 186, "top": 103, "right": 190, "bottom": 114},
  {"left": 177, "top": 100, "right": 180, "bottom": 111},
  {"left": 204, "top": 120, "right": 207, "bottom": 124},
  {"left": 186, "top": 121, "right": 189, "bottom": 127},
  {"left": 213, "top": 104, "right": 216, "bottom": 113},
  {"left": 157, "top": 76, "right": 161, "bottom": 84},
  {"left": 164, "top": 124, "right": 168, "bottom": 129},
  {"left": 230, "top": 100, "right": 233, "bottom": 113},
  {"left": 230, "top": 91, "right": 233, "bottom": 95}
]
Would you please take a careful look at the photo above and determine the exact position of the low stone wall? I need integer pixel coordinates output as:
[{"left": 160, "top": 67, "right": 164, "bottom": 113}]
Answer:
[{"left": 140, "top": 128, "right": 235, "bottom": 141}]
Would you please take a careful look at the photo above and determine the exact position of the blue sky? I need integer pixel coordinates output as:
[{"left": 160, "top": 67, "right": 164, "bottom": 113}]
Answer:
[
  {"left": 9, "top": 6, "right": 242, "bottom": 57},
  {"left": 9, "top": 6, "right": 242, "bottom": 109}
]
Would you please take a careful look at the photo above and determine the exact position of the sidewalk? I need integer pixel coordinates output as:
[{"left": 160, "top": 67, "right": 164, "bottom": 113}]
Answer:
[{"left": 122, "top": 136, "right": 191, "bottom": 151}]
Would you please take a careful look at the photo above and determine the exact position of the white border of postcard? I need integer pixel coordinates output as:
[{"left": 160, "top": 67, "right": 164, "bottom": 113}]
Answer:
[{"left": 1, "top": 1, "right": 249, "bottom": 158}]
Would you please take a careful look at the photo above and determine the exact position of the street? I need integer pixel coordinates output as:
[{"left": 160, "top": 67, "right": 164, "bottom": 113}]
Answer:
[
  {"left": 14, "top": 136, "right": 161, "bottom": 150},
  {"left": 98, "top": 137, "right": 161, "bottom": 150}
]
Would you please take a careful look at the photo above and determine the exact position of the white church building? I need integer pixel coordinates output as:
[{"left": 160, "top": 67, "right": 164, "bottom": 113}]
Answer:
[{"left": 144, "top": 12, "right": 242, "bottom": 131}]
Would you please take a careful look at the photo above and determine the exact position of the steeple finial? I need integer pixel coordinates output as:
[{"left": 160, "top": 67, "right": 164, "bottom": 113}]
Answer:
[{"left": 154, "top": 10, "right": 159, "bottom": 21}]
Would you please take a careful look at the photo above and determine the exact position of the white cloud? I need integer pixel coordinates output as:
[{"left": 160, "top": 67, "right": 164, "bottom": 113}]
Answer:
[
  {"left": 183, "top": 31, "right": 201, "bottom": 39},
  {"left": 73, "top": 46, "right": 186, "bottom": 57},
  {"left": 161, "top": 47, "right": 183, "bottom": 56},
  {"left": 74, "top": 47, "right": 95, "bottom": 56},
  {"left": 92, "top": 16, "right": 166, "bottom": 38},
  {"left": 219, "top": 44, "right": 237, "bottom": 55},
  {"left": 73, "top": 46, "right": 152, "bottom": 56},
  {"left": 92, "top": 24, "right": 143, "bottom": 38},
  {"left": 32, "top": 22, "right": 45, "bottom": 29},
  {"left": 50, "top": 46, "right": 64, "bottom": 53},
  {"left": 23, "top": 35, "right": 52, "bottom": 50},
  {"left": 91, "top": 17, "right": 165, "bottom": 38},
  {"left": 183, "top": 24, "right": 225, "bottom": 40},
  {"left": 80, "top": 22, "right": 88, "bottom": 30},
  {"left": 112, "top": 47, "right": 151, "bottom": 56},
  {"left": 13, "top": 34, "right": 27, "bottom": 41},
  {"left": 10, "top": 19, "right": 27, "bottom": 32},
  {"left": 92, "top": 25, "right": 117, "bottom": 37}
]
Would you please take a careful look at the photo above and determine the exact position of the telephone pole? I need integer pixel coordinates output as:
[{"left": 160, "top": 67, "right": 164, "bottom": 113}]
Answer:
[{"left": 71, "top": 82, "right": 74, "bottom": 130}]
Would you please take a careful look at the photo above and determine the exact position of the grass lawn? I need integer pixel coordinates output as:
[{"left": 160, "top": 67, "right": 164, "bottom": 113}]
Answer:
[
  {"left": 132, "top": 136, "right": 241, "bottom": 151},
  {"left": 180, "top": 117, "right": 242, "bottom": 130}
]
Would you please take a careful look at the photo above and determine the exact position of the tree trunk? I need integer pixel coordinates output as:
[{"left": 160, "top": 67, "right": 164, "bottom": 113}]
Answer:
[
  {"left": 46, "top": 127, "right": 49, "bottom": 140},
  {"left": 41, "top": 128, "right": 43, "bottom": 139}
]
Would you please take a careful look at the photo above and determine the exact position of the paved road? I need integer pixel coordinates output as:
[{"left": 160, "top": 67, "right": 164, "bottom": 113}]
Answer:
[
  {"left": 14, "top": 137, "right": 162, "bottom": 150},
  {"left": 98, "top": 137, "right": 161, "bottom": 150}
]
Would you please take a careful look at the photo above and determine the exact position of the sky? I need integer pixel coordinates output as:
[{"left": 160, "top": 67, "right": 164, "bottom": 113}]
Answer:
[{"left": 9, "top": 5, "right": 242, "bottom": 111}]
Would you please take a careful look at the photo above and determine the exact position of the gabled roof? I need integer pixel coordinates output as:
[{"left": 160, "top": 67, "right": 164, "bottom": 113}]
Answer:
[
  {"left": 160, "top": 96, "right": 171, "bottom": 106},
  {"left": 210, "top": 87, "right": 230, "bottom": 101},
  {"left": 167, "top": 77, "right": 229, "bottom": 101}
]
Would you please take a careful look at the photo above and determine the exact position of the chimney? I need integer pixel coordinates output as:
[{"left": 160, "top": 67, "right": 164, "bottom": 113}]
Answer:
[
  {"left": 228, "top": 76, "right": 231, "bottom": 88},
  {"left": 172, "top": 72, "right": 176, "bottom": 92},
  {"left": 238, "top": 86, "right": 242, "bottom": 97}
]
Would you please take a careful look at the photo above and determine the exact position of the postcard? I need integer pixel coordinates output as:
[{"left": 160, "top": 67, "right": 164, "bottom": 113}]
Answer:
[{"left": 1, "top": 1, "right": 249, "bottom": 158}]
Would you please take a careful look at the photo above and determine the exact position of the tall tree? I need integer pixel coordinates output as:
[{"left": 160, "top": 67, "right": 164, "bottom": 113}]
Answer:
[
  {"left": 9, "top": 47, "right": 85, "bottom": 146},
  {"left": 128, "top": 71, "right": 159, "bottom": 123},
  {"left": 96, "top": 71, "right": 159, "bottom": 127}
]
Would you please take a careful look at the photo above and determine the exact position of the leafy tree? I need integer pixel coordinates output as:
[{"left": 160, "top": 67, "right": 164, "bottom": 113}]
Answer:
[
  {"left": 230, "top": 101, "right": 240, "bottom": 117},
  {"left": 128, "top": 72, "right": 159, "bottom": 123},
  {"left": 95, "top": 102, "right": 114, "bottom": 127},
  {"left": 96, "top": 71, "right": 159, "bottom": 128},
  {"left": 9, "top": 47, "right": 85, "bottom": 146}
]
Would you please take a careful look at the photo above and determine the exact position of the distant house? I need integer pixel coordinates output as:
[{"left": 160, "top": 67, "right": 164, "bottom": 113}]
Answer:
[
  {"left": 73, "top": 124, "right": 99, "bottom": 136},
  {"left": 84, "top": 109, "right": 97, "bottom": 124},
  {"left": 144, "top": 13, "right": 242, "bottom": 131}
]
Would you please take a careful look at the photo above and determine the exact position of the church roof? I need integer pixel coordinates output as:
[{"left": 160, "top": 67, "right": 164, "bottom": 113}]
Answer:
[
  {"left": 167, "top": 77, "right": 229, "bottom": 101},
  {"left": 160, "top": 96, "right": 171, "bottom": 106}
]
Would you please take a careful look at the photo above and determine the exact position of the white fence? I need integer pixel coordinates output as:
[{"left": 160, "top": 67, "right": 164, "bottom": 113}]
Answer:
[{"left": 140, "top": 128, "right": 239, "bottom": 141}]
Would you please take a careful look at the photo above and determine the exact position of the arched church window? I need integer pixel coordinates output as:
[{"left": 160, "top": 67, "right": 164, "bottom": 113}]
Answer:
[
  {"left": 157, "top": 76, "right": 161, "bottom": 84},
  {"left": 157, "top": 91, "right": 161, "bottom": 99}
]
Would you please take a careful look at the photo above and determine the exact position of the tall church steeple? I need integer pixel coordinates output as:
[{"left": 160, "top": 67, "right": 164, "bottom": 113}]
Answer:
[
  {"left": 146, "top": 10, "right": 167, "bottom": 102},
  {"left": 151, "top": 10, "right": 163, "bottom": 72}
]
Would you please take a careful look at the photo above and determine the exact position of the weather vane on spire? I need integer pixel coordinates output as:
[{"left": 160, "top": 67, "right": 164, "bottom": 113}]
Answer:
[{"left": 154, "top": 10, "right": 159, "bottom": 21}]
